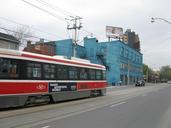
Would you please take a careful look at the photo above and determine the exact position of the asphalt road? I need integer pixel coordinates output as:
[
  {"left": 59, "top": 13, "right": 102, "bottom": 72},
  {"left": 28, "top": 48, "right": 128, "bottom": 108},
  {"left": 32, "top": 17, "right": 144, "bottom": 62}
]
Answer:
[{"left": 0, "top": 83, "right": 171, "bottom": 128}]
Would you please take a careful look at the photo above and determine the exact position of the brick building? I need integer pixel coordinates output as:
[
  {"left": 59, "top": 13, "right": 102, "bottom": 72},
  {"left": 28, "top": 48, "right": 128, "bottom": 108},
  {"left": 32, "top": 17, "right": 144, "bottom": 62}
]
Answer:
[{"left": 23, "top": 40, "right": 55, "bottom": 56}]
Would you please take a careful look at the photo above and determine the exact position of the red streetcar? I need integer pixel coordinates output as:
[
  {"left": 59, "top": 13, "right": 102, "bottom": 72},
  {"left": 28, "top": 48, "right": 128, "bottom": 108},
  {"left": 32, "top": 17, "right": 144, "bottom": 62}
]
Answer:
[{"left": 0, "top": 48, "right": 107, "bottom": 108}]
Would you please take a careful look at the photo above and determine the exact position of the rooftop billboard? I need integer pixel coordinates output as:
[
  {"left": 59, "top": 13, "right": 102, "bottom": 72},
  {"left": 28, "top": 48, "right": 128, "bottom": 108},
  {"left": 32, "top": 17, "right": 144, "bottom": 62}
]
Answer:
[{"left": 106, "top": 26, "right": 123, "bottom": 39}]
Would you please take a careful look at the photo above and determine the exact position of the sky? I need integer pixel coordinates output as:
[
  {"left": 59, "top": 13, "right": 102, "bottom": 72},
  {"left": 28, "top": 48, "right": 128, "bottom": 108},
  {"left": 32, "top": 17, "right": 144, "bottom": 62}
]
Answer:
[{"left": 0, "top": 0, "right": 171, "bottom": 70}]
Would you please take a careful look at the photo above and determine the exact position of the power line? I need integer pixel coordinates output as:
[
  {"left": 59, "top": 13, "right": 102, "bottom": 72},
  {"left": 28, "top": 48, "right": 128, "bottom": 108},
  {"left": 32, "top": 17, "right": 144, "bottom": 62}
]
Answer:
[
  {"left": 22, "top": 0, "right": 66, "bottom": 22},
  {"left": 0, "top": 26, "right": 52, "bottom": 42},
  {"left": 21, "top": 0, "right": 73, "bottom": 39},
  {"left": 34, "top": 0, "right": 85, "bottom": 42},
  {"left": 22, "top": 0, "right": 102, "bottom": 42},
  {"left": 35, "top": 0, "right": 77, "bottom": 18},
  {"left": 0, "top": 17, "right": 64, "bottom": 39}
]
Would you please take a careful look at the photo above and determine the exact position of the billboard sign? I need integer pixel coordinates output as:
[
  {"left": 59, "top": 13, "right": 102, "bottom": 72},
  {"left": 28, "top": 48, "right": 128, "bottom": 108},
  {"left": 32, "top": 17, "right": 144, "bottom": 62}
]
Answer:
[{"left": 106, "top": 26, "right": 123, "bottom": 39}]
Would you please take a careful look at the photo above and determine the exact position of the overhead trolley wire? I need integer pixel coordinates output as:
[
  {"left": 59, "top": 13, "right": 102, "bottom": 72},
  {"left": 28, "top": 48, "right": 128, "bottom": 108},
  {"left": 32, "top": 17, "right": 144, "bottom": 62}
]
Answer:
[
  {"left": 0, "top": 17, "right": 64, "bottom": 39},
  {"left": 22, "top": 0, "right": 103, "bottom": 41},
  {"left": 22, "top": 0, "right": 66, "bottom": 23},
  {"left": 22, "top": 0, "right": 73, "bottom": 39},
  {"left": 0, "top": 26, "right": 52, "bottom": 42},
  {"left": 35, "top": 0, "right": 77, "bottom": 18}
]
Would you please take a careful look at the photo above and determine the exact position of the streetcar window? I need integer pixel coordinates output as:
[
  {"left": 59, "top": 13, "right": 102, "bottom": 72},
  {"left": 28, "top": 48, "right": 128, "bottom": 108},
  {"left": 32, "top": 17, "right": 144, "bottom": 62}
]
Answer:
[
  {"left": 69, "top": 66, "right": 78, "bottom": 80},
  {"left": 0, "top": 58, "right": 19, "bottom": 78},
  {"left": 79, "top": 68, "right": 88, "bottom": 80},
  {"left": 27, "top": 62, "right": 41, "bottom": 78},
  {"left": 96, "top": 70, "right": 102, "bottom": 80},
  {"left": 10, "top": 61, "right": 19, "bottom": 78},
  {"left": 0, "top": 58, "right": 10, "bottom": 77},
  {"left": 102, "top": 70, "right": 106, "bottom": 80},
  {"left": 43, "top": 64, "right": 55, "bottom": 79},
  {"left": 57, "top": 65, "right": 68, "bottom": 80},
  {"left": 89, "top": 69, "right": 96, "bottom": 80}
]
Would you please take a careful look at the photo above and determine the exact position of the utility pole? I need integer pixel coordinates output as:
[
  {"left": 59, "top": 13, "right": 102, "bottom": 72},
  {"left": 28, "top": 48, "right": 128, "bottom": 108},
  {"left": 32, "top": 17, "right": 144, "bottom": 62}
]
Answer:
[
  {"left": 66, "top": 16, "right": 82, "bottom": 57},
  {"left": 127, "top": 60, "right": 130, "bottom": 85}
]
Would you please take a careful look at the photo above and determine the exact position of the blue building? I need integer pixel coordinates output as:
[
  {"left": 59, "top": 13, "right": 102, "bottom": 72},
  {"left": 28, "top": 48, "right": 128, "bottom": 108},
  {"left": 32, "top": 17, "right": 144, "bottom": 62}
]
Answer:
[
  {"left": 52, "top": 37, "right": 143, "bottom": 85},
  {"left": 54, "top": 39, "right": 86, "bottom": 59}
]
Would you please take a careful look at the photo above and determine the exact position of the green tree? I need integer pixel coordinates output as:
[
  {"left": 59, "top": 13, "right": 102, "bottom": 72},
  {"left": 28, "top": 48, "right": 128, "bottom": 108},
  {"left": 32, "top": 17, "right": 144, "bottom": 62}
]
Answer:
[
  {"left": 160, "top": 65, "right": 171, "bottom": 80},
  {"left": 143, "top": 64, "right": 154, "bottom": 82}
]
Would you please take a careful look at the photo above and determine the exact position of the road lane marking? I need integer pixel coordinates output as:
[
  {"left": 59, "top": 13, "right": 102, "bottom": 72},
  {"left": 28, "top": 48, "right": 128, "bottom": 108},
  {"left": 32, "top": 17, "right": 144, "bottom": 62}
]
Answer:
[
  {"left": 42, "top": 126, "right": 50, "bottom": 128},
  {"left": 13, "top": 96, "right": 136, "bottom": 128},
  {"left": 110, "top": 102, "right": 126, "bottom": 108}
]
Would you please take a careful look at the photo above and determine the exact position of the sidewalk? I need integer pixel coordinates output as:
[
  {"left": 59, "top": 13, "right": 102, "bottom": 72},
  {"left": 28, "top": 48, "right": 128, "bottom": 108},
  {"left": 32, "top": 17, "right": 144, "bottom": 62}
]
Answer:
[{"left": 107, "top": 84, "right": 135, "bottom": 92}]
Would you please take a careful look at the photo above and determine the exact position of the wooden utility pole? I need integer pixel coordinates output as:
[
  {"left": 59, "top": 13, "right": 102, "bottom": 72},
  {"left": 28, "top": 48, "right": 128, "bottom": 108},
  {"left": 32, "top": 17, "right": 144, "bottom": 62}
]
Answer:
[{"left": 66, "top": 16, "right": 82, "bottom": 57}]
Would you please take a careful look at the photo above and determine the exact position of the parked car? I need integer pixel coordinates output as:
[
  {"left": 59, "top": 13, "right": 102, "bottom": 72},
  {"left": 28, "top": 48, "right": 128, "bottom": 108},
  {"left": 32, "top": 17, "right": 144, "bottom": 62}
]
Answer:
[
  {"left": 167, "top": 81, "right": 171, "bottom": 84},
  {"left": 135, "top": 80, "right": 145, "bottom": 87}
]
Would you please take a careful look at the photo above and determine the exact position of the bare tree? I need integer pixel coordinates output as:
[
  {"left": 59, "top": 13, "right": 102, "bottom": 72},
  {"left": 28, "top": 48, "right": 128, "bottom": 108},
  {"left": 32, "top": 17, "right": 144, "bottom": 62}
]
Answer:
[{"left": 13, "top": 26, "right": 34, "bottom": 46}]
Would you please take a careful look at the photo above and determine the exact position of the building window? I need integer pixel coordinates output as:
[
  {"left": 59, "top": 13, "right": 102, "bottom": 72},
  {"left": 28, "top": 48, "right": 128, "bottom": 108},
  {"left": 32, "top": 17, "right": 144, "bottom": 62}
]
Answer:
[
  {"left": 43, "top": 64, "right": 55, "bottom": 79},
  {"left": 124, "top": 63, "right": 128, "bottom": 69},
  {"left": 125, "top": 49, "right": 129, "bottom": 58},
  {"left": 133, "top": 54, "right": 136, "bottom": 61},
  {"left": 130, "top": 52, "right": 133, "bottom": 60},
  {"left": 135, "top": 55, "right": 138, "bottom": 63},
  {"left": 27, "top": 62, "right": 41, "bottom": 78},
  {"left": 120, "top": 47, "right": 124, "bottom": 56},
  {"left": 120, "top": 63, "right": 124, "bottom": 69}
]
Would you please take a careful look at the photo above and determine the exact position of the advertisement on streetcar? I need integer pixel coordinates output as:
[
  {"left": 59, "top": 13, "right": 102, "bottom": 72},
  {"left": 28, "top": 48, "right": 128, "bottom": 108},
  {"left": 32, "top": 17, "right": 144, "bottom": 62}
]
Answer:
[{"left": 49, "top": 82, "right": 77, "bottom": 92}]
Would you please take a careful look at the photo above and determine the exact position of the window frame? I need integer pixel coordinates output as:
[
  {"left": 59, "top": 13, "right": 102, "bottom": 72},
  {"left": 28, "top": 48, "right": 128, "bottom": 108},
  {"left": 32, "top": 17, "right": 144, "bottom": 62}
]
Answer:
[
  {"left": 68, "top": 66, "right": 78, "bottom": 80},
  {"left": 79, "top": 68, "right": 88, "bottom": 80},
  {"left": 43, "top": 63, "right": 56, "bottom": 80},
  {"left": 0, "top": 58, "right": 20, "bottom": 79},
  {"left": 56, "top": 65, "right": 68, "bottom": 80},
  {"left": 96, "top": 70, "right": 102, "bottom": 80},
  {"left": 26, "top": 62, "right": 42, "bottom": 79},
  {"left": 88, "top": 69, "right": 96, "bottom": 80}
]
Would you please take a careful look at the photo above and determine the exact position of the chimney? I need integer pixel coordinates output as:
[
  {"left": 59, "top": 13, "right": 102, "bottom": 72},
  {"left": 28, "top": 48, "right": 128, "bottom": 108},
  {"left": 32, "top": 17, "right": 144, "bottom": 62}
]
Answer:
[{"left": 27, "top": 40, "right": 32, "bottom": 46}]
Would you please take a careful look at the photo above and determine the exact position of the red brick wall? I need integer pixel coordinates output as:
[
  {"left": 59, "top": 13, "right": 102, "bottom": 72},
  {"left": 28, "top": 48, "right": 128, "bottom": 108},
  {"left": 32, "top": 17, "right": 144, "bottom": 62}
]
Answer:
[{"left": 23, "top": 43, "right": 55, "bottom": 56}]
